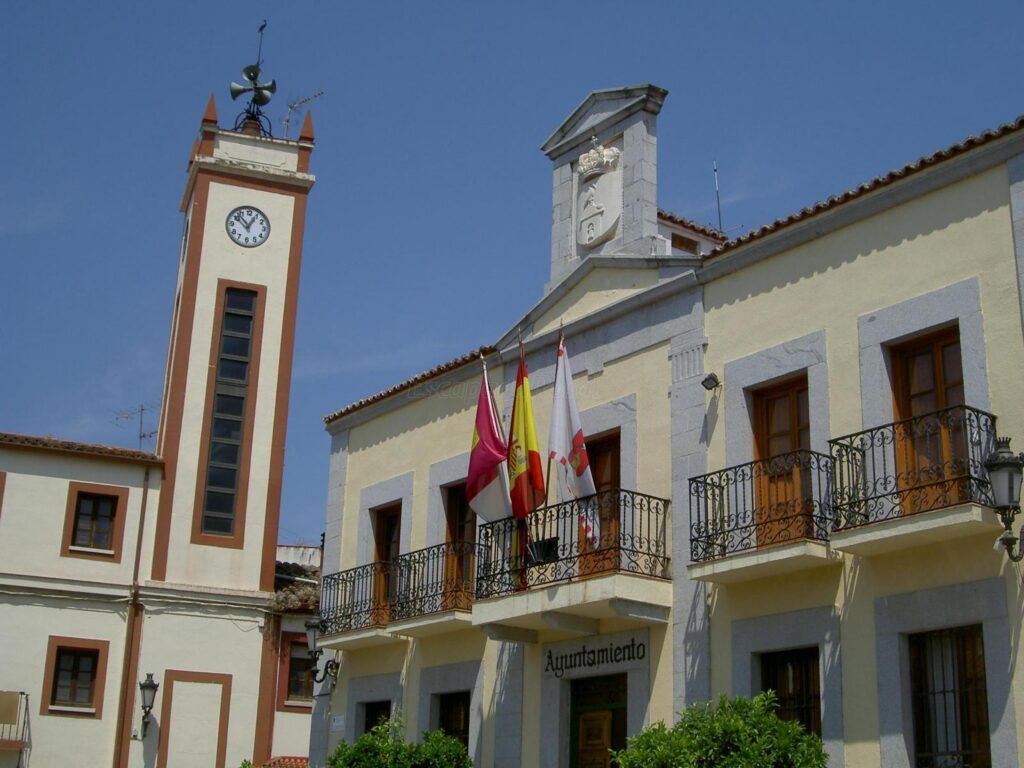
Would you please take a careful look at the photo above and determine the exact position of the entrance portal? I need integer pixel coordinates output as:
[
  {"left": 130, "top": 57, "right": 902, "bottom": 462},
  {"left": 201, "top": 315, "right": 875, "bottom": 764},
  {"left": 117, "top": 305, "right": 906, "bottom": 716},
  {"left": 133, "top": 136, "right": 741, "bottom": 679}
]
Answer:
[{"left": 570, "top": 673, "right": 627, "bottom": 768}]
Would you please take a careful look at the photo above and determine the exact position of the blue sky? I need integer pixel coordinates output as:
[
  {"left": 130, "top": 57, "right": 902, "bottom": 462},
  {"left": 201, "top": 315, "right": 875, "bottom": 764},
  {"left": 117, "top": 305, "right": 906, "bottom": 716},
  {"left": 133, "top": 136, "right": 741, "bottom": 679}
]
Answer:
[{"left": 2, "top": 1, "right": 1021, "bottom": 544}]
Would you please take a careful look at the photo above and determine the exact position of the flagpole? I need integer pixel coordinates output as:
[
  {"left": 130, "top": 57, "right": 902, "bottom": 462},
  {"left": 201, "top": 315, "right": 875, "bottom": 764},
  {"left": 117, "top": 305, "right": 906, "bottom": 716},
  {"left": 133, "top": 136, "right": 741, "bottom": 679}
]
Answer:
[{"left": 543, "top": 329, "right": 563, "bottom": 508}]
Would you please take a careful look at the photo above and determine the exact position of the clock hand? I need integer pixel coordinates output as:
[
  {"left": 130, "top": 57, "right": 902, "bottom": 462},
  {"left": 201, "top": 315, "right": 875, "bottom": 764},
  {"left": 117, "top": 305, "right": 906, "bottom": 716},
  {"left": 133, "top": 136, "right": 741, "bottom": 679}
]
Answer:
[{"left": 237, "top": 213, "right": 252, "bottom": 232}]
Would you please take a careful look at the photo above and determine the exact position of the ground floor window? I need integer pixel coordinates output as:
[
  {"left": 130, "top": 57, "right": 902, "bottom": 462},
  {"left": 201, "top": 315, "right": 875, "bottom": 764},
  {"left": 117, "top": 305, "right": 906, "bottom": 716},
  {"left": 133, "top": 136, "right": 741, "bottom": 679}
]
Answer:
[
  {"left": 760, "top": 646, "right": 821, "bottom": 736},
  {"left": 286, "top": 641, "right": 314, "bottom": 702},
  {"left": 361, "top": 699, "right": 391, "bottom": 734},
  {"left": 437, "top": 690, "right": 471, "bottom": 747},
  {"left": 570, "top": 673, "right": 627, "bottom": 768},
  {"left": 909, "top": 624, "right": 991, "bottom": 768}
]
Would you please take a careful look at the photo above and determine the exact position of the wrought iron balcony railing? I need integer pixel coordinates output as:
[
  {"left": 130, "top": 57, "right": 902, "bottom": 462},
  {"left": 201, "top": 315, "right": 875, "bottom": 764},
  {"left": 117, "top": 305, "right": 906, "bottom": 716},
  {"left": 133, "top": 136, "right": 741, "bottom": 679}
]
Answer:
[
  {"left": 320, "top": 542, "right": 481, "bottom": 635},
  {"left": 689, "top": 450, "right": 834, "bottom": 562},
  {"left": 475, "top": 489, "right": 670, "bottom": 599},
  {"left": 390, "top": 541, "right": 479, "bottom": 621},
  {"left": 829, "top": 404, "right": 996, "bottom": 530},
  {"left": 320, "top": 560, "right": 390, "bottom": 634}
]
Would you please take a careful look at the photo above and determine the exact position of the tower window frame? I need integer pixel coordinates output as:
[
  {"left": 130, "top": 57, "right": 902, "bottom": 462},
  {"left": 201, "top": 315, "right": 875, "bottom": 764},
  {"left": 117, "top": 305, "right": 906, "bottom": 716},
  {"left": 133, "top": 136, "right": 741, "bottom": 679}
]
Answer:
[{"left": 191, "top": 281, "right": 265, "bottom": 548}]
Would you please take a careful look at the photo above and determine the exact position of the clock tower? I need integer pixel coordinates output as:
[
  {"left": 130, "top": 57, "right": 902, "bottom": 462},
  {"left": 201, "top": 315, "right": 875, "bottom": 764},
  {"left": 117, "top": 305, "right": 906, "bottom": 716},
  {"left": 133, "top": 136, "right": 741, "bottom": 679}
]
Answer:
[{"left": 151, "top": 95, "right": 315, "bottom": 593}]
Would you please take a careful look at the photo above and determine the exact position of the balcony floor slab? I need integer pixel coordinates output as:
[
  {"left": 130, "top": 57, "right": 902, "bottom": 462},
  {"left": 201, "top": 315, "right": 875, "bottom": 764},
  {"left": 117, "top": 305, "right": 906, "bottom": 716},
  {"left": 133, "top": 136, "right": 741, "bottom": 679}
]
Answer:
[
  {"left": 687, "top": 540, "right": 840, "bottom": 584},
  {"left": 387, "top": 610, "right": 474, "bottom": 639},
  {"left": 319, "top": 626, "right": 407, "bottom": 651},
  {"left": 830, "top": 503, "right": 1001, "bottom": 556},
  {"left": 471, "top": 573, "right": 671, "bottom": 632}
]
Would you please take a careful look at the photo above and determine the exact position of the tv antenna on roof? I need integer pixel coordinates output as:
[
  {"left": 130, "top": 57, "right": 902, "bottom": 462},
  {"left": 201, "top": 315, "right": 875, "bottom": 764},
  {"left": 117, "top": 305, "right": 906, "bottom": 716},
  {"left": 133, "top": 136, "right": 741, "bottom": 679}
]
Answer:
[
  {"left": 282, "top": 90, "right": 325, "bottom": 139},
  {"left": 713, "top": 160, "right": 724, "bottom": 233},
  {"left": 113, "top": 402, "right": 160, "bottom": 451}
]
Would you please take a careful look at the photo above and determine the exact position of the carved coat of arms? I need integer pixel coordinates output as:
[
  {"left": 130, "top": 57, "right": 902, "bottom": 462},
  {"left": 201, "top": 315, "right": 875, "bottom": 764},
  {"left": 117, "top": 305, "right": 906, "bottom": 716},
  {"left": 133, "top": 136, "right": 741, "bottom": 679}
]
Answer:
[{"left": 576, "top": 138, "right": 622, "bottom": 249}]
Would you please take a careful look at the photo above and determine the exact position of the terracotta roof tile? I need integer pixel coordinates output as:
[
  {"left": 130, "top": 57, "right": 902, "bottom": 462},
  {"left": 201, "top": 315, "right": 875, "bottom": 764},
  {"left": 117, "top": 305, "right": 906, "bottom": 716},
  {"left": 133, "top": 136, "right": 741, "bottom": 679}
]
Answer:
[
  {"left": 260, "top": 757, "right": 308, "bottom": 768},
  {"left": 324, "top": 345, "right": 495, "bottom": 424},
  {"left": 707, "top": 113, "right": 1024, "bottom": 259},
  {"left": 0, "top": 431, "right": 161, "bottom": 464},
  {"left": 276, "top": 560, "right": 320, "bottom": 580},
  {"left": 657, "top": 209, "right": 726, "bottom": 241}
]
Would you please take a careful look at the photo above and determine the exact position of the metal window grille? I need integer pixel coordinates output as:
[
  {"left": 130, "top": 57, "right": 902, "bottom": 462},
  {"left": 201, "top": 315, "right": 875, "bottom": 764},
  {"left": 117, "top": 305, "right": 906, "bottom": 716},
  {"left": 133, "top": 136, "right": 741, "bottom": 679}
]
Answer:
[{"left": 909, "top": 625, "right": 991, "bottom": 768}]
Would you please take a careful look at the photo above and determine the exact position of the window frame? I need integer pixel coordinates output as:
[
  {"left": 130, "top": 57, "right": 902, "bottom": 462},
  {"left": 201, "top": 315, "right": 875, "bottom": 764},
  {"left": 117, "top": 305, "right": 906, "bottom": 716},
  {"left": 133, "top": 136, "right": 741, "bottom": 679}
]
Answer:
[
  {"left": 436, "top": 689, "right": 472, "bottom": 748},
  {"left": 190, "top": 280, "right": 265, "bottom": 549},
  {"left": 759, "top": 645, "right": 822, "bottom": 737},
  {"left": 40, "top": 636, "right": 109, "bottom": 718},
  {"left": 908, "top": 624, "right": 991, "bottom": 768},
  {"left": 276, "top": 631, "right": 315, "bottom": 713},
  {"left": 361, "top": 699, "right": 392, "bottom": 735},
  {"left": 61, "top": 482, "right": 129, "bottom": 562}
]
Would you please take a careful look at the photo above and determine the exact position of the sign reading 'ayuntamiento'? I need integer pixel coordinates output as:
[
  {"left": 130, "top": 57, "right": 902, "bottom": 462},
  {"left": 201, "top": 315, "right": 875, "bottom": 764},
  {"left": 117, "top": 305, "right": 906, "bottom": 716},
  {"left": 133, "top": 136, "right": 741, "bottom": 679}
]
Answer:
[{"left": 543, "top": 635, "right": 647, "bottom": 678}]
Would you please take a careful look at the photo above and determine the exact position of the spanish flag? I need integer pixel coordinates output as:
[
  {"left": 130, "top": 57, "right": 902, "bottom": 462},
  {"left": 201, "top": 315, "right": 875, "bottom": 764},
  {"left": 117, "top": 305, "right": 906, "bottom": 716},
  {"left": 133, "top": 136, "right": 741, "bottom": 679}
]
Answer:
[{"left": 507, "top": 342, "right": 546, "bottom": 519}]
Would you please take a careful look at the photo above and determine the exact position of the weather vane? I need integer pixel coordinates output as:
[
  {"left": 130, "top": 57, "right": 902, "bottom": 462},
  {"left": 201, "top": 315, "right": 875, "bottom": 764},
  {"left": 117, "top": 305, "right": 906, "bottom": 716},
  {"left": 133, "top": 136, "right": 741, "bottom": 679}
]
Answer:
[{"left": 230, "top": 20, "right": 276, "bottom": 137}]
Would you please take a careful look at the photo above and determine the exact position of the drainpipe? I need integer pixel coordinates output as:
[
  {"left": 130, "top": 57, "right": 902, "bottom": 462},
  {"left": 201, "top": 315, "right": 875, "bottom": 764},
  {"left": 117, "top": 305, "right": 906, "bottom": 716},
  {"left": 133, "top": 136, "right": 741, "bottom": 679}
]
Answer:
[{"left": 112, "top": 466, "right": 153, "bottom": 768}]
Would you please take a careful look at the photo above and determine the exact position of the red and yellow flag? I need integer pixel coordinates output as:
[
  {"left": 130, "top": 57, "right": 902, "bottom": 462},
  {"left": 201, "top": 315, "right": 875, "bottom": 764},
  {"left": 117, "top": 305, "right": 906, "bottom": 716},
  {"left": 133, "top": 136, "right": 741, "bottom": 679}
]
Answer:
[{"left": 507, "top": 342, "right": 546, "bottom": 519}]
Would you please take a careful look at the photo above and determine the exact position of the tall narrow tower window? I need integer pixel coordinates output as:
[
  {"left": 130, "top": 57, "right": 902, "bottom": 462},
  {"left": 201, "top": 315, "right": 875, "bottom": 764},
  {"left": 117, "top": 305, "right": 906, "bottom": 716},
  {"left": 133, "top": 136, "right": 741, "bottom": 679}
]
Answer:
[{"left": 202, "top": 288, "right": 256, "bottom": 535}]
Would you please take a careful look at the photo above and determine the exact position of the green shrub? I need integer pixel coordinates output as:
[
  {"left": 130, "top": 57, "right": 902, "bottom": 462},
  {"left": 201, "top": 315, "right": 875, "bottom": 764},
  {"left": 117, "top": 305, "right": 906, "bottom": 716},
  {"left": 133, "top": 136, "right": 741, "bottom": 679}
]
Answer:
[
  {"left": 611, "top": 692, "right": 827, "bottom": 768},
  {"left": 327, "top": 717, "right": 472, "bottom": 768}
]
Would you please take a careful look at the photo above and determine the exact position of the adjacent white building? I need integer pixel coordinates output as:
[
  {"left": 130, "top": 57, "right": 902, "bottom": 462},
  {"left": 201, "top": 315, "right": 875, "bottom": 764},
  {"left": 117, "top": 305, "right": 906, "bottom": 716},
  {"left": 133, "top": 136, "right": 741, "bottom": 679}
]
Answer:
[{"left": 0, "top": 95, "right": 318, "bottom": 768}]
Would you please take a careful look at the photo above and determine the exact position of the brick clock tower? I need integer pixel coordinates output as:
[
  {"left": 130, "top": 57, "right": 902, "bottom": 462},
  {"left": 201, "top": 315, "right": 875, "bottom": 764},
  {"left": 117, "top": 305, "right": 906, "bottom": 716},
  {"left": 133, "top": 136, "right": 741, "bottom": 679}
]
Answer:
[{"left": 120, "top": 94, "right": 316, "bottom": 767}]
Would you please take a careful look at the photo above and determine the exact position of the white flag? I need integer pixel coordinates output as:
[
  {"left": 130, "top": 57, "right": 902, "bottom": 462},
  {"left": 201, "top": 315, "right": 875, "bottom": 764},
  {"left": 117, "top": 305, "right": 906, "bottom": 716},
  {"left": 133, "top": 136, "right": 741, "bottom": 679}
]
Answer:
[{"left": 548, "top": 336, "right": 599, "bottom": 544}]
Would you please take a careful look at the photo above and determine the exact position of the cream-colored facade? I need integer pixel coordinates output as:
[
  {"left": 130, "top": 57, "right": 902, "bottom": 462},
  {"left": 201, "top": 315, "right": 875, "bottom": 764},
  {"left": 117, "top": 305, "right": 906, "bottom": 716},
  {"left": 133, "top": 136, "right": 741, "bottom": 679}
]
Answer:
[
  {"left": 312, "top": 85, "right": 1024, "bottom": 768},
  {"left": 0, "top": 100, "right": 318, "bottom": 768}
]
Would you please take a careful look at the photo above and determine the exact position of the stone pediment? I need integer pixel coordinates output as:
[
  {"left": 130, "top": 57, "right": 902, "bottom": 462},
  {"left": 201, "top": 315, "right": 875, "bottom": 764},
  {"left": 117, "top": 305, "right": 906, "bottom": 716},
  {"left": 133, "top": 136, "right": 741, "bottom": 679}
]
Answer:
[{"left": 541, "top": 84, "right": 667, "bottom": 161}]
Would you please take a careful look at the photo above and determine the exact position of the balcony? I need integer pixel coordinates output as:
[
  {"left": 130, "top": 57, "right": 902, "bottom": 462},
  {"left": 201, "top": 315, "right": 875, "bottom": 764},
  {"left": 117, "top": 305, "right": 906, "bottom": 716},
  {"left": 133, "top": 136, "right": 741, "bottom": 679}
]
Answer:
[
  {"left": 387, "top": 541, "right": 477, "bottom": 637},
  {"left": 829, "top": 405, "right": 1001, "bottom": 554},
  {"left": 688, "top": 450, "right": 839, "bottom": 583},
  {"left": 0, "top": 691, "right": 29, "bottom": 757},
  {"left": 319, "top": 542, "right": 479, "bottom": 649},
  {"left": 472, "top": 489, "right": 671, "bottom": 637}
]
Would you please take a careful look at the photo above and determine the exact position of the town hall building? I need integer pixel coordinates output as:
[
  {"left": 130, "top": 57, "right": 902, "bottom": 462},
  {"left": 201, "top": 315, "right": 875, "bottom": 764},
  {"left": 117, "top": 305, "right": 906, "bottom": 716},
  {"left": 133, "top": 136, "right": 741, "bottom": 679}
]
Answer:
[{"left": 310, "top": 85, "right": 1024, "bottom": 768}]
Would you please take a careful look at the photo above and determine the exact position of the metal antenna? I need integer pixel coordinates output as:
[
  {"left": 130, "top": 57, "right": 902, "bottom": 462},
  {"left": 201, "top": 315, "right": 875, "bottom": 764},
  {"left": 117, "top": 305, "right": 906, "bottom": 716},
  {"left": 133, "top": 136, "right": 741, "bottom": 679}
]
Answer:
[
  {"left": 256, "top": 20, "right": 267, "bottom": 66},
  {"left": 282, "top": 90, "right": 325, "bottom": 138},
  {"left": 113, "top": 402, "right": 160, "bottom": 451},
  {"left": 713, "top": 161, "right": 724, "bottom": 233},
  {"left": 230, "top": 21, "right": 276, "bottom": 137}
]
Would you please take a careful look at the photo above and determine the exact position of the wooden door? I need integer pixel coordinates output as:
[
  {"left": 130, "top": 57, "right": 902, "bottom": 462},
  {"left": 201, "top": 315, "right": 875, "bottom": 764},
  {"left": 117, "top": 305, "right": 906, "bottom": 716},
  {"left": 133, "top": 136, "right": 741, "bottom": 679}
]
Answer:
[
  {"left": 753, "top": 377, "right": 811, "bottom": 547},
  {"left": 577, "top": 711, "right": 612, "bottom": 768},
  {"left": 893, "top": 329, "right": 965, "bottom": 514},
  {"left": 570, "top": 674, "right": 627, "bottom": 768},
  {"left": 443, "top": 483, "right": 475, "bottom": 611},
  {"left": 579, "top": 431, "right": 620, "bottom": 577},
  {"left": 373, "top": 504, "right": 401, "bottom": 624}
]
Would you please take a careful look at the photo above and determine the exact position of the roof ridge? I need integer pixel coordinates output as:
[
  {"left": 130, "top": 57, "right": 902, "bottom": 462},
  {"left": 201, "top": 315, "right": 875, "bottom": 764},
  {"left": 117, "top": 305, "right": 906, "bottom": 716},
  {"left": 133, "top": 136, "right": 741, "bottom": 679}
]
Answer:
[
  {"left": 707, "top": 112, "right": 1024, "bottom": 259},
  {"left": 324, "top": 345, "right": 496, "bottom": 424},
  {"left": 0, "top": 430, "right": 160, "bottom": 463}
]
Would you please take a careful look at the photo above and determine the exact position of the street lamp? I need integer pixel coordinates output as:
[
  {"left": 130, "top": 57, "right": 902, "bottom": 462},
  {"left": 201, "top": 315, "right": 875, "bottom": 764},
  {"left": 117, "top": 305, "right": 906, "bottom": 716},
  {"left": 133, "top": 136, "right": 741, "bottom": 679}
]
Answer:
[
  {"left": 139, "top": 673, "right": 159, "bottom": 738},
  {"left": 984, "top": 437, "right": 1024, "bottom": 562},
  {"left": 304, "top": 618, "right": 340, "bottom": 684}
]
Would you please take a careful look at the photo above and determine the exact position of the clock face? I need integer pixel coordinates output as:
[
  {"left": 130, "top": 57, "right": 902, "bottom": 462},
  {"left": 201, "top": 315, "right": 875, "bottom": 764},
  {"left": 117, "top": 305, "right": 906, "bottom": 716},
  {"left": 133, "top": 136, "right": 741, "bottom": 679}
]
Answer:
[{"left": 225, "top": 206, "right": 270, "bottom": 248}]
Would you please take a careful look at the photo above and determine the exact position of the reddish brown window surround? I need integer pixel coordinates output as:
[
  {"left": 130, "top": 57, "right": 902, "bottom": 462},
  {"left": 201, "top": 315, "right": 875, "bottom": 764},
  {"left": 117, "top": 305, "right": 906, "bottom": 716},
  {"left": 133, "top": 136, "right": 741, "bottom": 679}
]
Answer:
[
  {"left": 61, "top": 482, "right": 130, "bottom": 563},
  {"left": 40, "top": 636, "right": 109, "bottom": 718},
  {"left": 276, "top": 632, "right": 314, "bottom": 713},
  {"left": 0, "top": 471, "right": 6, "bottom": 521},
  {"left": 190, "top": 280, "right": 266, "bottom": 550},
  {"left": 157, "top": 670, "right": 232, "bottom": 768}
]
